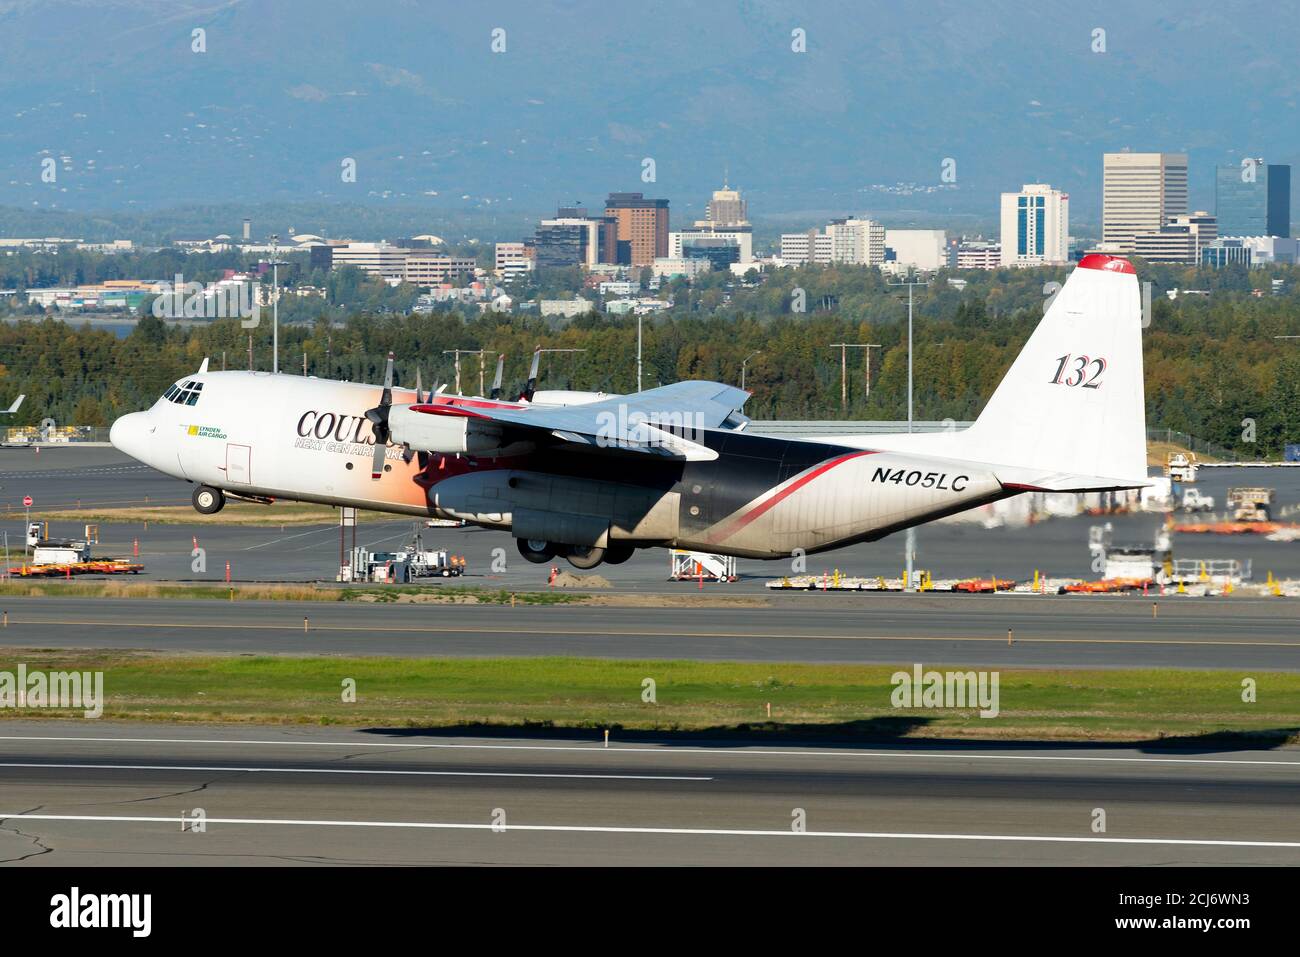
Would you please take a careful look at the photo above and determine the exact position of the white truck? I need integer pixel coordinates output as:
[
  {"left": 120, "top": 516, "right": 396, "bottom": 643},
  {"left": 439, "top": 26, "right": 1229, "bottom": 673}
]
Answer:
[{"left": 1180, "top": 488, "right": 1214, "bottom": 512}]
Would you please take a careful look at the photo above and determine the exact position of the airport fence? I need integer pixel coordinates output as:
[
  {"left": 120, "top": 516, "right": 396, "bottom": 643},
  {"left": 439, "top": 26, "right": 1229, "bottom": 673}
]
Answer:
[
  {"left": 4, "top": 426, "right": 111, "bottom": 445},
  {"left": 1145, "top": 428, "right": 1238, "bottom": 462}
]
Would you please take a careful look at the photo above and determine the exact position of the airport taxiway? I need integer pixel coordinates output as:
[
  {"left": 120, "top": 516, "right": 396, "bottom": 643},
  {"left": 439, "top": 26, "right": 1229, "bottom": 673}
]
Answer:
[
  {"left": 1, "top": 593, "right": 1300, "bottom": 668},
  {"left": 1, "top": 722, "right": 1298, "bottom": 865}
]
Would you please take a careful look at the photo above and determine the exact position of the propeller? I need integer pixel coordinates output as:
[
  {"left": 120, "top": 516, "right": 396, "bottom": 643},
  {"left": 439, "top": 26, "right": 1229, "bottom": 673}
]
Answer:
[
  {"left": 364, "top": 352, "right": 395, "bottom": 479},
  {"left": 489, "top": 353, "right": 504, "bottom": 400},
  {"left": 414, "top": 368, "right": 424, "bottom": 404},
  {"left": 521, "top": 345, "right": 541, "bottom": 401}
]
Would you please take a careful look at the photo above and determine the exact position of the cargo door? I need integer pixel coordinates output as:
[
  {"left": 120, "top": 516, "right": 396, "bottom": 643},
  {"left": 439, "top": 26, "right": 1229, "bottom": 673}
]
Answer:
[{"left": 226, "top": 443, "right": 252, "bottom": 486}]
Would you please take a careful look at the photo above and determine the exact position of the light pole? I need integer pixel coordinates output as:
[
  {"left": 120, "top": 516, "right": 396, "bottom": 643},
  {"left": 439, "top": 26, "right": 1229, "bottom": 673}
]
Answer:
[
  {"left": 889, "top": 271, "right": 931, "bottom": 591},
  {"left": 637, "top": 314, "right": 643, "bottom": 393},
  {"left": 270, "top": 234, "right": 281, "bottom": 374},
  {"left": 741, "top": 351, "right": 761, "bottom": 391}
]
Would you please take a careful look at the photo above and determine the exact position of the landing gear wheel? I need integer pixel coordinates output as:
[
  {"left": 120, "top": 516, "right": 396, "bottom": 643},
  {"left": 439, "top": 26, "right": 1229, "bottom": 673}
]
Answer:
[
  {"left": 192, "top": 485, "right": 225, "bottom": 515},
  {"left": 517, "top": 538, "right": 557, "bottom": 564},
  {"left": 565, "top": 545, "right": 606, "bottom": 570},
  {"left": 603, "top": 544, "right": 635, "bottom": 565}
]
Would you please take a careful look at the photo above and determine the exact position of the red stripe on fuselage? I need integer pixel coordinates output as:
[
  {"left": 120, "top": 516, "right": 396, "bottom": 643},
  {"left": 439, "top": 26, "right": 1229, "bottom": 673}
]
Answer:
[{"left": 706, "top": 450, "right": 877, "bottom": 545}]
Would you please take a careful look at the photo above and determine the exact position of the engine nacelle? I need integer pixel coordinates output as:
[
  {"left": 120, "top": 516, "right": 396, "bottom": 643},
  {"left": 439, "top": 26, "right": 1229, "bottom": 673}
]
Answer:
[{"left": 388, "top": 406, "right": 505, "bottom": 455}]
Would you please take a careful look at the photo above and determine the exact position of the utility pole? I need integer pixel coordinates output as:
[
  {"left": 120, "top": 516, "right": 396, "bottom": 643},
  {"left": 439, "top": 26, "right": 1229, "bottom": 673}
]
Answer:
[
  {"left": 442, "top": 349, "right": 488, "bottom": 395},
  {"left": 862, "top": 343, "right": 882, "bottom": 399},
  {"left": 829, "top": 344, "right": 878, "bottom": 413},
  {"left": 889, "top": 272, "right": 931, "bottom": 591},
  {"left": 637, "top": 314, "right": 643, "bottom": 393},
  {"left": 538, "top": 348, "right": 587, "bottom": 391}
]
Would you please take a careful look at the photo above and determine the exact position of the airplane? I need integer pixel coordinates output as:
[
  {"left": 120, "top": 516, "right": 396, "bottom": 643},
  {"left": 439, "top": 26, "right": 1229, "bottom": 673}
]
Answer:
[{"left": 110, "top": 254, "right": 1147, "bottom": 569}]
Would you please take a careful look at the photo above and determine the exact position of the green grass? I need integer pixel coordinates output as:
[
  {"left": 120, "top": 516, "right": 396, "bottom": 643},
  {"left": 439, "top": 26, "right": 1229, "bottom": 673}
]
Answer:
[{"left": 0, "top": 651, "right": 1295, "bottom": 743}]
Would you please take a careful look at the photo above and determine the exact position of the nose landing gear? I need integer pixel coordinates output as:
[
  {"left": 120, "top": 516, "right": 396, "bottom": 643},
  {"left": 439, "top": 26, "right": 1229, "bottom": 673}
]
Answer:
[{"left": 192, "top": 485, "right": 226, "bottom": 515}]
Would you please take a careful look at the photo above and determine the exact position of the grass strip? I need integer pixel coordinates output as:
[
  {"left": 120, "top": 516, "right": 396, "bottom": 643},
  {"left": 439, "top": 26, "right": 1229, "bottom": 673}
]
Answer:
[{"left": 0, "top": 651, "right": 1294, "bottom": 744}]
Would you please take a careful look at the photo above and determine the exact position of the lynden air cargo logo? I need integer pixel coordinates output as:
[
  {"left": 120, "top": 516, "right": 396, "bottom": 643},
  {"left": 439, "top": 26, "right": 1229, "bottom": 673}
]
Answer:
[{"left": 186, "top": 424, "right": 227, "bottom": 440}]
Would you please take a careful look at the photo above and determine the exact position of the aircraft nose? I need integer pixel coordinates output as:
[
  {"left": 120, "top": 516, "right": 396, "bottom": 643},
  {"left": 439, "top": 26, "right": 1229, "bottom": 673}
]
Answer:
[{"left": 109, "top": 412, "right": 153, "bottom": 464}]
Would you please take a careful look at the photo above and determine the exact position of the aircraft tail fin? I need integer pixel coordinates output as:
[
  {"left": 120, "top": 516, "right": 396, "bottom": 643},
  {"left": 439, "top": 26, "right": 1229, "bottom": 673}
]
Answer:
[{"left": 957, "top": 254, "right": 1147, "bottom": 490}]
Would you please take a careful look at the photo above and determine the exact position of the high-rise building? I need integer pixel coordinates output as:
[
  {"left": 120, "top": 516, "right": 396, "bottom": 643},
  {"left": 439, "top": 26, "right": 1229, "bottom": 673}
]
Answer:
[
  {"left": 1102, "top": 152, "right": 1189, "bottom": 252},
  {"left": 604, "top": 192, "right": 670, "bottom": 266},
  {"left": 999, "top": 184, "right": 1069, "bottom": 266},
  {"left": 700, "top": 182, "right": 748, "bottom": 227},
  {"left": 1215, "top": 161, "right": 1291, "bottom": 237}
]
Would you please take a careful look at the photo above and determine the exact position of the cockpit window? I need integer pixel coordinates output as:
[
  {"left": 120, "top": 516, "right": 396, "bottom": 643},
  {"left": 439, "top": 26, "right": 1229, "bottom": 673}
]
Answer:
[{"left": 163, "top": 381, "right": 203, "bottom": 406}]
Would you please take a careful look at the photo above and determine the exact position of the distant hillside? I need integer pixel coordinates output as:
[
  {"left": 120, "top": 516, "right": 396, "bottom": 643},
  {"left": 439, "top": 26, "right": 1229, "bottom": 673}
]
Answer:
[{"left": 1, "top": 1, "right": 1298, "bottom": 223}]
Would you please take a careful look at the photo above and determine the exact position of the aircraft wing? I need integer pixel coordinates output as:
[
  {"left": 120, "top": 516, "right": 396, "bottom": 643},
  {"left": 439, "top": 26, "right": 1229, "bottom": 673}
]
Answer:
[{"left": 389, "top": 380, "right": 750, "bottom": 461}]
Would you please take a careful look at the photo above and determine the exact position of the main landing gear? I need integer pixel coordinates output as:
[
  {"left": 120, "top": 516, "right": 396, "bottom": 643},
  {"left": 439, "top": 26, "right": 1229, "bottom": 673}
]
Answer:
[
  {"left": 192, "top": 485, "right": 226, "bottom": 515},
  {"left": 515, "top": 538, "right": 636, "bottom": 570}
]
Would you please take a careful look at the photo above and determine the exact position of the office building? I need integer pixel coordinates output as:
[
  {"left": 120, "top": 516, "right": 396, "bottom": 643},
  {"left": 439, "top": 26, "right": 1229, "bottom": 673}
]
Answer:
[
  {"left": 885, "top": 229, "right": 949, "bottom": 271},
  {"left": 403, "top": 254, "right": 476, "bottom": 287},
  {"left": 700, "top": 182, "right": 748, "bottom": 227},
  {"left": 1200, "top": 239, "right": 1253, "bottom": 268},
  {"left": 1215, "top": 161, "right": 1291, "bottom": 238},
  {"left": 1102, "top": 152, "right": 1189, "bottom": 252},
  {"left": 999, "top": 184, "right": 1069, "bottom": 266},
  {"left": 1131, "top": 212, "right": 1216, "bottom": 265},
  {"left": 604, "top": 192, "right": 670, "bottom": 266},
  {"left": 329, "top": 242, "right": 412, "bottom": 282}
]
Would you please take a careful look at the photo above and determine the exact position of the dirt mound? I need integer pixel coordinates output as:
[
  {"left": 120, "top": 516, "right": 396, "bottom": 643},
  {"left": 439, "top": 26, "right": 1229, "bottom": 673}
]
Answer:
[{"left": 549, "top": 571, "right": 612, "bottom": 589}]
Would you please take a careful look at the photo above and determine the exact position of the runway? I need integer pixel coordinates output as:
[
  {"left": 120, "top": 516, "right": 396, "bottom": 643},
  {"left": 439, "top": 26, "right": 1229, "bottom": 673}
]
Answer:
[
  {"left": 1, "top": 592, "right": 1299, "bottom": 668},
  {"left": 1, "top": 722, "right": 1298, "bottom": 865}
]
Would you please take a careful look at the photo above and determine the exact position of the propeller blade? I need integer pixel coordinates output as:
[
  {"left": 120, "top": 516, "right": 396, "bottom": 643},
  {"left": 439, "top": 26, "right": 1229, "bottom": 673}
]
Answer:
[
  {"left": 368, "top": 352, "right": 396, "bottom": 479},
  {"left": 414, "top": 368, "right": 424, "bottom": 403},
  {"left": 489, "top": 354, "right": 504, "bottom": 399},
  {"left": 522, "top": 345, "right": 541, "bottom": 401}
]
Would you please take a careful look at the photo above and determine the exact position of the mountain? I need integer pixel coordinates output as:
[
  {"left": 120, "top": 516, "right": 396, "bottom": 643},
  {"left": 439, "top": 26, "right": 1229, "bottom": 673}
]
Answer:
[{"left": 1, "top": 0, "right": 1297, "bottom": 228}]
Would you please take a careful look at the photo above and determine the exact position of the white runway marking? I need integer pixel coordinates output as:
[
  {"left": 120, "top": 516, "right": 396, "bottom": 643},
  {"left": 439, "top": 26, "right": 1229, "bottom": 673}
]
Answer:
[
  {"left": 1, "top": 811, "right": 1298, "bottom": 848},
  {"left": 2, "top": 733, "right": 1299, "bottom": 768},
  {"left": 242, "top": 526, "right": 337, "bottom": 550},
  {"left": 0, "top": 761, "right": 710, "bottom": 782}
]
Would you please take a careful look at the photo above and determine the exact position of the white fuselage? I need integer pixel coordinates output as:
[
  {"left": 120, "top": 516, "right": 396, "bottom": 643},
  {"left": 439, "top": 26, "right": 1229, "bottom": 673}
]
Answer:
[{"left": 110, "top": 370, "right": 1011, "bottom": 559}]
